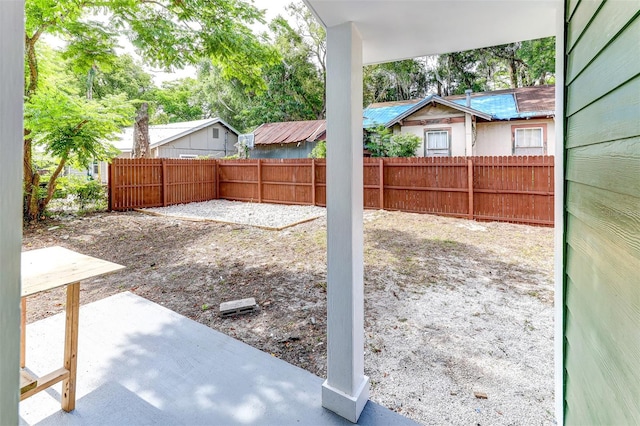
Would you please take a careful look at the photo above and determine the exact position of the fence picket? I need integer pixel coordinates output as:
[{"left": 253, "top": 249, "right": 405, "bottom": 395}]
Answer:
[{"left": 109, "top": 156, "right": 554, "bottom": 226}]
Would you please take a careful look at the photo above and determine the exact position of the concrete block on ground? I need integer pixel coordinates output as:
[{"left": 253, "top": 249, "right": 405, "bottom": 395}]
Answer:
[{"left": 220, "top": 297, "right": 258, "bottom": 317}]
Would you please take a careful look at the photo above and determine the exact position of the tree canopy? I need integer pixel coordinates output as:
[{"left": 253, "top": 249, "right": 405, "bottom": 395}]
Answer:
[{"left": 23, "top": 0, "right": 275, "bottom": 220}]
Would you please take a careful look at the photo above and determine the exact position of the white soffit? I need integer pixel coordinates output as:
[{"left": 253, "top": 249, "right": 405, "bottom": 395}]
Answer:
[{"left": 303, "top": 0, "right": 560, "bottom": 64}]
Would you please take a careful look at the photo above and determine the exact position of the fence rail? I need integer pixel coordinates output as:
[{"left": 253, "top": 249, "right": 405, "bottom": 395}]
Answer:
[{"left": 109, "top": 156, "right": 554, "bottom": 226}]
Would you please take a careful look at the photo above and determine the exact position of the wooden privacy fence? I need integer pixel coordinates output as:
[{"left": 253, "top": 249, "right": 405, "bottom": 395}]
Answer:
[{"left": 109, "top": 156, "right": 554, "bottom": 226}]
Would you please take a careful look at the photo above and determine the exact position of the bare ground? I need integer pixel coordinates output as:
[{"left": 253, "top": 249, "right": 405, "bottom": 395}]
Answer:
[{"left": 22, "top": 209, "right": 555, "bottom": 425}]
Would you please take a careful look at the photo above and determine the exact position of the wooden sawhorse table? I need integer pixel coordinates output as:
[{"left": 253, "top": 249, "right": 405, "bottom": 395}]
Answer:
[{"left": 20, "top": 246, "right": 124, "bottom": 411}]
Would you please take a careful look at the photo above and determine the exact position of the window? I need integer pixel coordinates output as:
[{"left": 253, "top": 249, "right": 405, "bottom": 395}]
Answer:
[
  {"left": 424, "top": 130, "right": 450, "bottom": 156},
  {"left": 179, "top": 154, "right": 198, "bottom": 159},
  {"left": 513, "top": 125, "right": 545, "bottom": 155},
  {"left": 212, "top": 128, "right": 220, "bottom": 139}
]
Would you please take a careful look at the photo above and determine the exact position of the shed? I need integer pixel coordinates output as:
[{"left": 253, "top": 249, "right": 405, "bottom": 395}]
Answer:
[{"left": 251, "top": 120, "right": 326, "bottom": 159}]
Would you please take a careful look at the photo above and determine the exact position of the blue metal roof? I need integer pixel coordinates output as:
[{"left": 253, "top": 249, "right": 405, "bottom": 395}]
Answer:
[
  {"left": 451, "top": 94, "right": 518, "bottom": 120},
  {"left": 363, "top": 102, "right": 418, "bottom": 128}
]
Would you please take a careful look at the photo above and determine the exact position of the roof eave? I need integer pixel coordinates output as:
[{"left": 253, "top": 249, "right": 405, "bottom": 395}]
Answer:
[
  {"left": 385, "top": 95, "right": 492, "bottom": 127},
  {"left": 149, "top": 118, "right": 240, "bottom": 150}
]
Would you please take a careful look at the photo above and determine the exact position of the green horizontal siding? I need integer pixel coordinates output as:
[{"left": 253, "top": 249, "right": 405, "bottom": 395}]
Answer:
[
  {"left": 566, "top": 75, "right": 640, "bottom": 148},
  {"left": 565, "top": 0, "right": 604, "bottom": 52},
  {"left": 564, "top": 0, "right": 640, "bottom": 424},
  {"left": 566, "top": 137, "right": 640, "bottom": 198},
  {"left": 566, "top": 16, "right": 640, "bottom": 115},
  {"left": 566, "top": 0, "right": 640, "bottom": 83}
]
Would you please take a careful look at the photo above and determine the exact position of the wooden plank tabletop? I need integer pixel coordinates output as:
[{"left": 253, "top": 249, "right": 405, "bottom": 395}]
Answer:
[{"left": 21, "top": 246, "right": 125, "bottom": 297}]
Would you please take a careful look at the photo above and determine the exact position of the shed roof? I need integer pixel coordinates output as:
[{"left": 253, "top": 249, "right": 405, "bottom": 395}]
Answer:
[
  {"left": 112, "top": 118, "right": 239, "bottom": 153},
  {"left": 253, "top": 120, "right": 327, "bottom": 146}
]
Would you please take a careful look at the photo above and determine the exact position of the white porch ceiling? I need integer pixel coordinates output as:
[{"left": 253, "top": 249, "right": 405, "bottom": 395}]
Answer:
[{"left": 303, "top": 0, "right": 561, "bottom": 64}]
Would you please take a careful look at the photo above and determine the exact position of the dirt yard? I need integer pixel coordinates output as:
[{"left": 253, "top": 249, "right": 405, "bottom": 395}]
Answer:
[{"left": 22, "top": 207, "right": 555, "bottom": 425}]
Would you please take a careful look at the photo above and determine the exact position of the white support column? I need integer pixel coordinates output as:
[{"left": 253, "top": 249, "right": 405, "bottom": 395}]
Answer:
[
  {"left": 0, "top": 1, "right": 24, "bottom": 424},
  {"left": 322, "top": 21, "right": 369, "bottom": 423},
  {"left": 553, "top": 4, "right": 566, "bottom": 426}
]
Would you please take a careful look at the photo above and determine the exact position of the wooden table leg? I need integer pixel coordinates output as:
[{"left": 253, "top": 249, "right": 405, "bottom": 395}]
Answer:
[
  {"left": 61, "top": 282, "right": 80, "bottom": 412},
  {"left": 20, "top": 297, "right": 26, "bottom": 368}
]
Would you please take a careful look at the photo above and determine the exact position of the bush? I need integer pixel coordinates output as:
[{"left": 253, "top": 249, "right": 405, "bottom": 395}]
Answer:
[
  {"left": 387, "top": 133, "right": 421, "bottom": 157},
  {"left": 365, "top": 125, "right": 420, "bottom": 157},
  {"left": 309, "top": 140, "right": 326, "bottom": 158},
  {"left": 56, "top": 176, "right": 107, "bottom": 212}
]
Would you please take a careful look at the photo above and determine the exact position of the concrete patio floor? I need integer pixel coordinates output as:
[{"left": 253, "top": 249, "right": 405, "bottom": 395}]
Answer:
[{"left": 19, "top": 292, "right": 418, "bottom": 425}]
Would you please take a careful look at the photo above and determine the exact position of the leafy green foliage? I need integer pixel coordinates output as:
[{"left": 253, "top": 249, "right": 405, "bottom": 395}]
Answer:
[
  {"left": 23, "top": 0, "right": 276, "bottom": 220},
  {"left": 186, "top": 2, "right": 326, "bottom": 132},
  {"left": 387, "top": 133, "right": 421, "bottom": 157},
  {"left": 25, "top": 86, "right": 134, "bottom": 169},
  {"left": 365, "top": 126, "right": 420, "bottom": 157},
  {"left": 150, "top": 78, "right": 205, "bottom": 123},
  {"left": 364, "top": 59, "right": 428, "bottom": 105},
  {"left": 309, "top": 141, "right": 326, "bottom": 158},
  {"left": 83, "top": 54, "right": 154, "bottom": 101},
  {"left": 56, "top": 176, "right": 108, "bottom": 212}
]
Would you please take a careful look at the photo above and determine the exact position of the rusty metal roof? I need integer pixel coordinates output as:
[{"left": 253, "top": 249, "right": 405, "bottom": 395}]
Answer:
[{"left": 253, "top": 120, "right": 326, "bottom": 145}]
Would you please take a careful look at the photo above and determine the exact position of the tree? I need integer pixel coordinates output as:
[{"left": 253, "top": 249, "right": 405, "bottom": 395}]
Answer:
[
  {"left": 24, "top": 82, "right": 134, "bottom": 215},
  {"left": 23, "top": 0, "right": 275, "bottom": 220},
  {"left": 150, "top": 78, "right": 205, "bottom": 124},
  {"left": 364, "top": 59, "right": 429, "bottom": 104},
  {"left": 79, "top": 54, "right": 155, "bottom": 102},
  {"left": 191, "top": 7, "right": 326, "bottom": 132}
]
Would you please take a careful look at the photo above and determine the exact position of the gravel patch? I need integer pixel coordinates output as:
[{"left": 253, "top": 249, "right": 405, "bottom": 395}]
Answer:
[{"left": 141, "top": 199, "right": 326, "bottom": 229}]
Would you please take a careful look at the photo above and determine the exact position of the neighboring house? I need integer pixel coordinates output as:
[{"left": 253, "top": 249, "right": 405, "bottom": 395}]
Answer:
[
  {"left": 364, "top": 85, "right": 556, "bottom": 157},
  {"left": 251, "top": 120, "right": 326, "bottom": 158},
  {"left": 251, "top": 86, "right": 554, "bottom": 159},
  {"left": 95, "top": 118, "right": 239, "bottom": 183}
]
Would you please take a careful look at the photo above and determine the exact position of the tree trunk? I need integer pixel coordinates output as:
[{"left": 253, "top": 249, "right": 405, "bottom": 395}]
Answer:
[
  {"left": 86, "top": 64, "right": 97, "bottom": 100},
  {"left": 132, "top": 102, "right": 150, "bottom": 158},
  {"left": 509, "top": 59, "right": 519, "bottom": 88},
  {"left": 23, "top": 131, "right": 41, "bottom": 222}
]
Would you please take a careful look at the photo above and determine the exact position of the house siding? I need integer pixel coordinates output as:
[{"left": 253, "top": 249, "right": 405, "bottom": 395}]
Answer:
[
  {"left": 396, "top": 102, "right": 555, "bottom": 157},
  {"left": 155, "top": 123, "right": 237, "bottom": 158},
  {"left": 564, "top": 1, "right": 640, "bottom": 425},
  {"left": 475, "top": 120, "right": 555, "bottom": 156},
  {"left": 252, "top": 141, "right": 318, "bottom": 159}
]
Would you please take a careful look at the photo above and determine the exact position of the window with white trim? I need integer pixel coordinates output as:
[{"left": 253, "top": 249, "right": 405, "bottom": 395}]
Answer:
[
  {"left": 514, "top": 127, "right": 544, "bottom": 155},
  {"left": 212, "top": 128, "right": 220, "bottom": 139},
  {"left": 424, "top": 130, "right": 450, "bottom": 156},
  {"left": 179, "top": 154, "right": 198, "bottom": 159}
]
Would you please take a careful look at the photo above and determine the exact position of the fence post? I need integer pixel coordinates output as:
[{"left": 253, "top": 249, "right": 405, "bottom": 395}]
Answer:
[
  {"left": 467, "top": 158, "right": 474, "bottom": 220},
  {"left": 216, "top": 160, "right": 221, "bottom": 200},
  {"left": 213, "top": 160, "right": 218, "bottom": 200},
  {"left": 257, "top": 159, "right": 262, "bottom": 203},
  {"left": 108, "top": 161, "right": 113, "bottom": 211},
  {"left": 311, "top": 158, "right": 316, "bottom": 205},
  {"left": 162, "top": 159, "right": 168, "bottom": 207},
  {"left": 379, "top": 158, "right": 384, "bottom": 209}
]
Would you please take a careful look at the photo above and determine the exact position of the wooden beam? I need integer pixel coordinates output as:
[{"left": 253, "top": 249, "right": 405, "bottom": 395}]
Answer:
[
  {"left": 19, "top": 368, "right": 69, "bottom": 401},
  {"left": 61, "top": 282, "right": 80, "bottom": 412}
]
